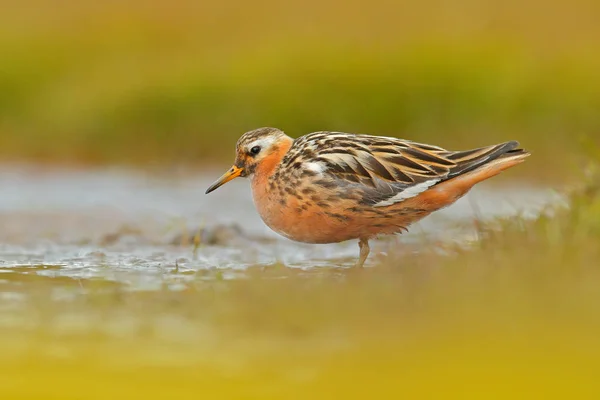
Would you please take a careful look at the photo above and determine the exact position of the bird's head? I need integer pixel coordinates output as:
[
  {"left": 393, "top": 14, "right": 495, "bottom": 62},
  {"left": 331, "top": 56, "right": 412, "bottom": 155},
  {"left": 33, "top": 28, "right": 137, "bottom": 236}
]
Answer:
[{"left": 205, "top": 127, "right": 292, "bottom": 194}]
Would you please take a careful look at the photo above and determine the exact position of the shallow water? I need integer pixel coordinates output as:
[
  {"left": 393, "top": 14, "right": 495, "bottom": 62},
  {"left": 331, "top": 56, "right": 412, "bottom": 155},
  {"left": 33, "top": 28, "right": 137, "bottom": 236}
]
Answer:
[{"left": 0, "top": 164, "right": 561, "bottom": 293}]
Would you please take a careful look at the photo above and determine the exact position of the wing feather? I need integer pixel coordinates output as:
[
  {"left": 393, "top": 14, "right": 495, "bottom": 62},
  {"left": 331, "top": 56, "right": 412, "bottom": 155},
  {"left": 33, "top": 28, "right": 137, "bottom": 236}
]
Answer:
[{"left": 283, "top": 132, "right": 522, "bottom": 207}]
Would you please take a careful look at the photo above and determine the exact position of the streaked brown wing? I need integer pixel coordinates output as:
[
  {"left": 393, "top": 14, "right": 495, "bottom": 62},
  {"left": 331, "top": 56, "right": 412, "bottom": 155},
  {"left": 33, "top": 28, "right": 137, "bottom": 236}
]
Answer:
[{"left": 294, "top": 132, "right": 521, "bottom": 206}]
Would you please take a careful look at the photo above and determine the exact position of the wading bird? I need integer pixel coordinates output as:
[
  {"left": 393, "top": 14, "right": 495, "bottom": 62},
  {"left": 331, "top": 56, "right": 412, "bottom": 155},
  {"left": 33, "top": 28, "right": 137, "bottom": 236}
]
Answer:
[{"left": 206, "top": 128, "right": 529, "bottom": 267}]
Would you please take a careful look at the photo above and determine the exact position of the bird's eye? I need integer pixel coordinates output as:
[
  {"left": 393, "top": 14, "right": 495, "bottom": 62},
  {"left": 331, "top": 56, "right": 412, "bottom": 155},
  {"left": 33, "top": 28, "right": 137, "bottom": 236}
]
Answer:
[{"left": 250, "top": 146, "right": 261, "bottom": 155}]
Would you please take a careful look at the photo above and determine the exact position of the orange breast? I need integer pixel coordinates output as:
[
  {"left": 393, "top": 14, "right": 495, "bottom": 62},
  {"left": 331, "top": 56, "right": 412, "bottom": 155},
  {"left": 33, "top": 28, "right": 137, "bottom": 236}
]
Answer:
[
  {"left": 250, "top": 182, "right": 350, "bottom": 243},
  {"left": 250, "top": 176, "right": 422, "bottom": 243}
]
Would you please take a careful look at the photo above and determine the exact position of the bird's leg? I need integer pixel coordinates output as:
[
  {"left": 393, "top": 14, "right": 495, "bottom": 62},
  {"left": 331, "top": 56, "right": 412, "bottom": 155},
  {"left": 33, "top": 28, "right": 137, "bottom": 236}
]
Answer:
[{"left": 356, "top": 238, "right": 370, "bottom": 268}]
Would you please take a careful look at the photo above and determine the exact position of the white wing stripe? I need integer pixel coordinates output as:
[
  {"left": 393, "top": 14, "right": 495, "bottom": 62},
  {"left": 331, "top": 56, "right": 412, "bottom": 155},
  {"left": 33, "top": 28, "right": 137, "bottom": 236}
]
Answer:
[
  {"left": 305, "top": 162, "right": 326, "bottom": 174},
  {"left": 373, "top": 179, "right": 440, "bottom": 207}
]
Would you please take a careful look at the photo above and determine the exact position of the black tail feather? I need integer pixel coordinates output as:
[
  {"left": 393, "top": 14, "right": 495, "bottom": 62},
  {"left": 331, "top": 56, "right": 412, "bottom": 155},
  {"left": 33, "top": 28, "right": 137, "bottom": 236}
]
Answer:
[{"left": 446, "top": 141, "right": 526, "bottom": 179}]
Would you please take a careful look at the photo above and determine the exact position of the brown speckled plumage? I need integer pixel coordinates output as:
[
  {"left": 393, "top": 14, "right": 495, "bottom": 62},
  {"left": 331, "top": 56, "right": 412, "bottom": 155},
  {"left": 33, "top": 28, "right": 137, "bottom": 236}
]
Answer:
[{"left": 206, "top": 127, "right": 530, "bottom": 267}]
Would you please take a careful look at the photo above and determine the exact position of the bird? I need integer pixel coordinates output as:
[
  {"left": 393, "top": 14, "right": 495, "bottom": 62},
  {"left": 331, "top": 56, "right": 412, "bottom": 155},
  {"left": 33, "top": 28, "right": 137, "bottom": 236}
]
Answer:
[{"left": 205, "top": 127, "right": 530, "bottom": 267}]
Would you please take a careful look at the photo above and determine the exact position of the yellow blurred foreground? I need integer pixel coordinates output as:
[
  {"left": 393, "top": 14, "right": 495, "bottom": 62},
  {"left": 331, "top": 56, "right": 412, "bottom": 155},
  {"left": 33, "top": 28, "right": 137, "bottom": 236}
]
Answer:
[
  {"left": 3, "top": 331, "right": 599, "bottom": 399},
  {"left": 2, "top": 174, "right": 600, "bottom": 399}
]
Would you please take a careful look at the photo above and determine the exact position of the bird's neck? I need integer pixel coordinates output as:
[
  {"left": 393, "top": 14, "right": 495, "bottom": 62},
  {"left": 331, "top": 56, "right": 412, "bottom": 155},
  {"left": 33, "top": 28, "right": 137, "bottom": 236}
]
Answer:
[{"left": 252, "top": 136, "right": 293, "bottom": 190}]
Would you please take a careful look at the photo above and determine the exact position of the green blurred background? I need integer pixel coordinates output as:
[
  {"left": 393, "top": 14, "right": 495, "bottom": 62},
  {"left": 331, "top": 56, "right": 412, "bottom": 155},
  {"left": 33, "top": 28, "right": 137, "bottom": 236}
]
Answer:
[{"left": 2, "top": 0, "right": 598, "bottom": 175}]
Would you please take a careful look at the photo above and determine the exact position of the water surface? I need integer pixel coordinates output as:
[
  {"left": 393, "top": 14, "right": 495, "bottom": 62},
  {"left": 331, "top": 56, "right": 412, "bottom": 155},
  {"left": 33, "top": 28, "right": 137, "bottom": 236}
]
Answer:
[{"left": 0, "top": 164, "right": 561, "bottom": 293}]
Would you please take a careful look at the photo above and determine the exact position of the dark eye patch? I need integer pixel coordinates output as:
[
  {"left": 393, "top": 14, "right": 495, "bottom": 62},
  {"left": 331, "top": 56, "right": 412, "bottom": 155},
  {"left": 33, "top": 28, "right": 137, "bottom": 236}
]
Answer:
[{"left": 250, "top": 146, "right": 261, "bottom": 155}]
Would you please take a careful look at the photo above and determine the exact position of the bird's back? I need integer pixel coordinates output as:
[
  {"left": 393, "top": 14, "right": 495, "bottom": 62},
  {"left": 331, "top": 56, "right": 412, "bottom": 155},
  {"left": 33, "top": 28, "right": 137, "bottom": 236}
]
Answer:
[
  {"left": 278, "top": 132, "right": 528, "bottom": 205},
  {"left": 258, "top": 131, "right": 529, "bottom": 243}
]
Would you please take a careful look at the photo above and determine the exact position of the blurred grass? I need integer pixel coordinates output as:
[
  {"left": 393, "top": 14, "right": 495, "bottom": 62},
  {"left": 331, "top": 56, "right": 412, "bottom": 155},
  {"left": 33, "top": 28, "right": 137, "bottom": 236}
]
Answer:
[
  {"left": 2, "top": 167, "right": 600, "bottom": 398},
  {"left": 0, "top": 0, "right": 598, "bottom": 177}
]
